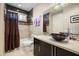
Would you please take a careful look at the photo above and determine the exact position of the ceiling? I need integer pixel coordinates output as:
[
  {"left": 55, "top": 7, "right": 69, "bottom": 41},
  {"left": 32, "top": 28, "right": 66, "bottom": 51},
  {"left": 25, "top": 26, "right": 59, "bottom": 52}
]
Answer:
[{"left": 8, "top": 3, "right": 38, "bottom": 11}]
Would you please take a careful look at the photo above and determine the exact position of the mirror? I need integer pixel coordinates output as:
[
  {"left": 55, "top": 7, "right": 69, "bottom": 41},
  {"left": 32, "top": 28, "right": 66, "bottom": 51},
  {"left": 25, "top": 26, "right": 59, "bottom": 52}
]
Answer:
[{"left": 43, "top": 3, "right": 79, "bottom": 35}]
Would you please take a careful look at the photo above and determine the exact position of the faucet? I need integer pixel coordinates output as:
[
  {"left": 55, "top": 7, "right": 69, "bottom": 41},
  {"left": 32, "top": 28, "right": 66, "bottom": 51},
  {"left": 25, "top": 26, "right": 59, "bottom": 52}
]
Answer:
[
  {"left": 67, "top": 27, "right": 70, "bottom": 36},
  {"left": 67, "top": 28, "right": 77, "bottom": 40}
]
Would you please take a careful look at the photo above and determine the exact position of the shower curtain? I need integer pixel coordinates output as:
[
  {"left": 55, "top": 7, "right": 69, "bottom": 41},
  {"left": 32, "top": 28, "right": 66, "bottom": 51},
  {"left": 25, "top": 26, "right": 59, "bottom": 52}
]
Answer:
[{"left": 5, "top": 10, "right": 20, "bottom": 52}]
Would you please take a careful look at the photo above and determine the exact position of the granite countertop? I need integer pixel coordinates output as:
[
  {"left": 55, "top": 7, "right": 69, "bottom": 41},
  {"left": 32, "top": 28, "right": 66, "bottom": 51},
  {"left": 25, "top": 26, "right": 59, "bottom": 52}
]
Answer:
[{"left": 32, "top": 34, "right": 79, "bottom": 55}]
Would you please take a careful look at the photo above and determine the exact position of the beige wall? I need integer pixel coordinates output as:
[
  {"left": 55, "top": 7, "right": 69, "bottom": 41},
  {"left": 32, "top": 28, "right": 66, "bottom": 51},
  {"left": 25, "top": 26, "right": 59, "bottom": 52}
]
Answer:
[
  {"left": 0, "top": 4, "right": 5, "bottom": 55},
  {"left": 31, "top": 3, "right": 52, "bottom": 35},
  {"left": 19, "top": 25, "right": 30, "bottom": 39},
  {"left": 51, "top": 4, "right": 79, "bottom": 34}
]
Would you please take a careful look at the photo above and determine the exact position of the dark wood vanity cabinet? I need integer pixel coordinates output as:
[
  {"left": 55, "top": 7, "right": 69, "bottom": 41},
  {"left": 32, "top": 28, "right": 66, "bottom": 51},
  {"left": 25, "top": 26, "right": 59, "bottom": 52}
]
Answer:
[
  {"left": 39, "top": 40, "right": 51, "bottom": 56},
  {"left": 34, "top": 38, "right": 40, "bottom": 56},
  {"left": 55, "top": 46, "right": 78, "bottom": 56},
  {"left": 34, "top": 38, "right": 79, "bottom": 56},
  {"left": 34, "top": 38, "right": 51, "bottom": 56}
]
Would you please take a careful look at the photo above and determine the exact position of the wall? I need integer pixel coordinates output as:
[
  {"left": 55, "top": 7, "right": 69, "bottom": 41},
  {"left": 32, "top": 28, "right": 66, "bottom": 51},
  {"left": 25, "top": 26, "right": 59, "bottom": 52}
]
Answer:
[
  {"left": 0, "top": 3, "right": 5, "bottom": 55},
  {"left": 19, "top": 25, "right": 30, "bottom": 39},
  {"left": 18, "top": 13, "right": 30, "bottom": 39},
  {"left": 31, "top": 3, "right": 52, "bottom": 35},
  {"left": 51, "top": 4, "right": 79, "bottom": 34}
]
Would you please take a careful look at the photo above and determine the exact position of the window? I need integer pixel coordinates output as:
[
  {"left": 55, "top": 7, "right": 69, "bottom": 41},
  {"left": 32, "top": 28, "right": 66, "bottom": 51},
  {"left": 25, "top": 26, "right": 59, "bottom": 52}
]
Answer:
[{"left": 18, "top": 13, "right": 27, "bottom": 22}]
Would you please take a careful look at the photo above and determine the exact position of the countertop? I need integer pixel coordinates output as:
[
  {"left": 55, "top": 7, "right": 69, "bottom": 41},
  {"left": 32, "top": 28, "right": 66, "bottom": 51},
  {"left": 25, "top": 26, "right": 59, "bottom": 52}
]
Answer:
[{"left": 32, "top": 34, "right": 79, "bottom": 55}]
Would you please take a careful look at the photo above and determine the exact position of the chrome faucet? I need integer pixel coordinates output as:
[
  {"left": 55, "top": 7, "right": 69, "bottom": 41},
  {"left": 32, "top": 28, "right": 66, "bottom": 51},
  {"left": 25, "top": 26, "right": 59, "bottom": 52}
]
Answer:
[
  {"left": 67, "top": 28, "right": 77, "bottom": 40},
  {"left": 67, "top": 27, "right": 70, "bottom": 36}
]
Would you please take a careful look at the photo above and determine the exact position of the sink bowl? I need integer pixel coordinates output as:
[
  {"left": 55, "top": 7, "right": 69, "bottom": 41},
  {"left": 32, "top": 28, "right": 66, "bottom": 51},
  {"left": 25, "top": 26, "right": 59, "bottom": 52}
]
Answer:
[{"left": 50, "top": 33, "right": 68, "bottom": 42}]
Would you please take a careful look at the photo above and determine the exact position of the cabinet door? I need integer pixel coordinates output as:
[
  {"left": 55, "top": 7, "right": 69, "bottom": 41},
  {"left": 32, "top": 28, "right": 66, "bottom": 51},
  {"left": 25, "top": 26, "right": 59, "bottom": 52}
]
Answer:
[
  {"left": 39, "top": 40, "right": 51, "bottom": 56},
  {"left": 34, "top": 38, "right": 40, "bottom": 56},
  {"left": 55, "top": 47, "right": 78, "bottom": 56}
]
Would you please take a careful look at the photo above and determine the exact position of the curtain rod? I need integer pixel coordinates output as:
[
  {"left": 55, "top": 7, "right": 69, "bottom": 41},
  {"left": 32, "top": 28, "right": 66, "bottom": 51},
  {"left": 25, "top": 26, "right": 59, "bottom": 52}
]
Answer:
[{"left": 7, "top": 9, "right": 18, "bottom": 13}]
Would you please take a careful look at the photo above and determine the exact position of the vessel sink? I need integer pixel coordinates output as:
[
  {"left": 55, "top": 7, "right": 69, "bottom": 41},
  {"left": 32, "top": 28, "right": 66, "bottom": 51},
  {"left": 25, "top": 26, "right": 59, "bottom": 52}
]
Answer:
[{"left": 50, "top": 33, "right": 68, "bottom": 42}]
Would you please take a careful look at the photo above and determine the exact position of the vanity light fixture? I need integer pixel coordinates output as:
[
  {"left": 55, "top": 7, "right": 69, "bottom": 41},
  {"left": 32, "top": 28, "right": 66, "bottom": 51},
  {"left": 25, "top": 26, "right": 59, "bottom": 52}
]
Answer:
[
  {"left": 54, "top": 4, "right": 62, "bottom": 10},
  {"left": 54, "top": 3, "right": 69, "bottom": 10},
  {"left": 60, "top": 3, "right": 69, "bottom": 7}
]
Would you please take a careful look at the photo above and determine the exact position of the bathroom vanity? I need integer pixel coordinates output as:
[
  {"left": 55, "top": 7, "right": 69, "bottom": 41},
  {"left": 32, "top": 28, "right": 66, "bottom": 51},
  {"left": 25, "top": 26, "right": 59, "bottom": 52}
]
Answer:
[{"left": 33, "top": 35, "right": 79, "bottom": 56}]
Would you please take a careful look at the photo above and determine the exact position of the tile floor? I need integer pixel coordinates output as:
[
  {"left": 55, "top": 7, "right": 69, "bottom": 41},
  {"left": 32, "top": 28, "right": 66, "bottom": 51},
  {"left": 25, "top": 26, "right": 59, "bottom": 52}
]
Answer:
[{"left": 5, "top": 38, "right": 33, "bottom": 56}]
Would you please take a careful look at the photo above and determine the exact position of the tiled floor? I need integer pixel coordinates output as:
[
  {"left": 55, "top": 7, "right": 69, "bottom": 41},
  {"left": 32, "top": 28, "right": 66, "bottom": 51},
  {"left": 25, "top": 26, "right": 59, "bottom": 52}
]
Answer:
[{"left": 5, "top": 38, "right": 33, "bottom": 56}]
